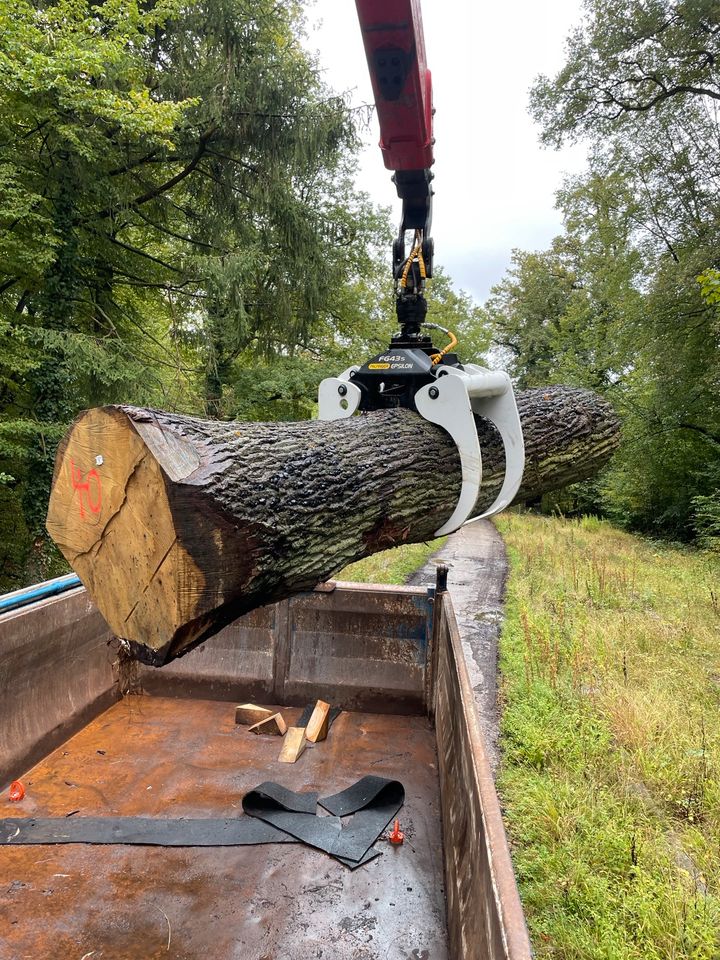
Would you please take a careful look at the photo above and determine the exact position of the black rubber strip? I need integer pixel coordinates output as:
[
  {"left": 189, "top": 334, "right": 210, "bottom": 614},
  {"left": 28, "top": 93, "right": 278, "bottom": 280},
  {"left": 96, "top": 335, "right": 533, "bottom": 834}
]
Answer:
[
  {"left": 0, "top": 817, "right": 293, "bottom": 847},
  {"left": 243, "top": 776, "right": 404, "bottom": 867},
  {"left": 320, "top": 776, "right": 405, "bottom": 866},
  {"left": 0, "top": 776, "right": 403, "bottom": 869},
  {"left": 320, "top": 775, "right": 404, "bottom": 816},
  {"left": 244, "top": 781, "right": 319, "bottom": 815}
]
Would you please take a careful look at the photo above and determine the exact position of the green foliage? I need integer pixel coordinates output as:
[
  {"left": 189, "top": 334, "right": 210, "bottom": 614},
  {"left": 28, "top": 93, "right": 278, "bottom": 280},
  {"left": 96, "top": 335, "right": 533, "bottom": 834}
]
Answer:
[
  {"left": 692, "top": 490, "right": 720, "bottom": 551},
  {"left": 0, "top": 0, "right": 488, "bottom": 590},
  {"left": 698, "top": 268, "right": 720, "bottom": 309},
  {"left": 531, "top": 0, "right": 720, "bottom": 146},
  {"left": 491, "top": 0, "right": 720, "bottom": 542},
  {"left": 541, "top": 476, "right": 608, "bottom": 520},
  {"left": 0, "top": 0, "right": 361, "bottom": 584},
  {"left": 338, "top": 538, "right": 446, "bottom": 585},
  {"left": 425, "top": 271, "right": 492, "bottom": 362},
  {"left": 691, "top": 464, "right": 720, "bottom": 551},
  {"left": 488, "top": 170, "right": 644, "bottom": 393},
  {"left": 497, "top": 512, "right": 720, "bottom": 958},
  {"left": 201, "top": 264, "right": 490, "bottom": 424}
]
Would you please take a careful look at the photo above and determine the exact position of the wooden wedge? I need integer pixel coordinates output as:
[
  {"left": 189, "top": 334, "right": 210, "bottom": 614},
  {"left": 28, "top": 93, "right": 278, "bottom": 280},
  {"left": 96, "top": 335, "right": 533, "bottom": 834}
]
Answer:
[
  {"left": 248, "top": 713, "right": 287, "bottom": 736},
  {"left": 278, "top": 727, "right": 306, "bottom": 763},
  {"left": 235, "top": 703, "right": 274, "bottom": 726},
  {"left": 305, "top": 700, "right": 331, "bottom": 743}
]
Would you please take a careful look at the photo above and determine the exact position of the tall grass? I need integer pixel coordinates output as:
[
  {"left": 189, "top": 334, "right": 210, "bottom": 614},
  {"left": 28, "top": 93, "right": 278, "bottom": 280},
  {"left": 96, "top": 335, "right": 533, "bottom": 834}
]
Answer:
[
  {"left": 496, "top": 512, "right": 720, "bottom": 959},
  {"left": 337, "top": 538, "right": 445, "bottom": 585}
]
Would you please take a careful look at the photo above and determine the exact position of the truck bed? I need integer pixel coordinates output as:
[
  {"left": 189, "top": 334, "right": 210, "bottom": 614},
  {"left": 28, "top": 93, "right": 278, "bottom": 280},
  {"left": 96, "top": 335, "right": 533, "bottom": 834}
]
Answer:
[
  {"left": 0, "top": 578, "right": 532, "bottom": 960},
  {"left": 1, "top": 697, "right": 447, "bottom": 960}
]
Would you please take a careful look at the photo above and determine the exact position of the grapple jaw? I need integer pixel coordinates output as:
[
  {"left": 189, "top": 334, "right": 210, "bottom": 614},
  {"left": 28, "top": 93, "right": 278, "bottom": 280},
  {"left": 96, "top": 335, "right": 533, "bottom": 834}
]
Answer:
[
  {"left": 317, "top": 347, "right": 525, "bottom": 536},
  {"left": 414, "top": 364, "right": 524, "bottom": 535}
]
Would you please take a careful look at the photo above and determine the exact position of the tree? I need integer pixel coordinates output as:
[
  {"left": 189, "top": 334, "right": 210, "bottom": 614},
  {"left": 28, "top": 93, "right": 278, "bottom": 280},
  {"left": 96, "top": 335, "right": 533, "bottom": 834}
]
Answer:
[
  {"left": 0, "top": 0, "right": 386, "bottom": 586},
  {"left": 515, "top": 0, "right": 720, "bottom": 541},
  {"left": 487, "top": 172, "right": 641, "bottom": 395},
  {"left": 486, "top": 243, "right": 581, "bottom": 388},
  {"left": 531, "top": 0, "right": 720, "bottom": 145}
]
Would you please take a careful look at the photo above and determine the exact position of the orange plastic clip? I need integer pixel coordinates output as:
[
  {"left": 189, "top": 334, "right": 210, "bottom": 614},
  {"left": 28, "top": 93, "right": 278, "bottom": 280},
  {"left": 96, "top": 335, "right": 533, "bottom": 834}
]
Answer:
[
  {"left": 9, "top": 780, "right": 25, "bottom": 802},
  {"left": 389, "top": 818, "right": 404, "bottom": 845}
]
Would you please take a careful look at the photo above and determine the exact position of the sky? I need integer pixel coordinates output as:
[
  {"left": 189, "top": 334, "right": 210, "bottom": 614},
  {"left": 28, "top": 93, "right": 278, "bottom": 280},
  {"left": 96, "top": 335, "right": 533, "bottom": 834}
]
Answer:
[{"left": 303, "top": 0, "right": 588, "bottom": 303}]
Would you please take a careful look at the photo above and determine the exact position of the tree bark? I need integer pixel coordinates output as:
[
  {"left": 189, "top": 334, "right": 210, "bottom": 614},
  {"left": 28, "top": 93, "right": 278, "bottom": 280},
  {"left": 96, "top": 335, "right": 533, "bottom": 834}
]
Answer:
[{"left": 46, "top": 386, "right": 620, "bottom": 665}]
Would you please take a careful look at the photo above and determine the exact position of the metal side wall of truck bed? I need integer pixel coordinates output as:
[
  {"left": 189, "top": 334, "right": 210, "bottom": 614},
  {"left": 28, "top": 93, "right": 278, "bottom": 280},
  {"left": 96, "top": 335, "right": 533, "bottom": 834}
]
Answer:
[{"left": 0, "top": 586, "right": 118, "bottom": 784}]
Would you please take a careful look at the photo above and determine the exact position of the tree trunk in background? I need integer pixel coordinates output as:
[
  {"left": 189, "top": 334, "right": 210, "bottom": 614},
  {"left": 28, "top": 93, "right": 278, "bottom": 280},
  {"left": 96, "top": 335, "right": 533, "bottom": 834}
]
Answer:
[{"left": 46, "top": 386, "right": 620, "bottom": 665}]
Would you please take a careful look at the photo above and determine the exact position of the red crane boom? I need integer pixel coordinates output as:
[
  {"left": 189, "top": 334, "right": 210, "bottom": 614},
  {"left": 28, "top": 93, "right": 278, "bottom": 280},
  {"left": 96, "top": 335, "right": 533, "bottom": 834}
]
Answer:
[
  {"left": 354, "top": 0, "right": 435, "bottom": 290},
  {"left": 354, "top": 0, "right": 434, "bottom": 172}
]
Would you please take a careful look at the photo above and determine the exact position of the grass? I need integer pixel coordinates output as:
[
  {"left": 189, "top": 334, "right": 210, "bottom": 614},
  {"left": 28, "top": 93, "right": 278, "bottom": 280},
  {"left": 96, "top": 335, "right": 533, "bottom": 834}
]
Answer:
[
  {"left": 337, "top": 537, "right": 446, "bottom": 585},
  {"left": 494, "top": 512, "right": 720, "bottom": 959}
]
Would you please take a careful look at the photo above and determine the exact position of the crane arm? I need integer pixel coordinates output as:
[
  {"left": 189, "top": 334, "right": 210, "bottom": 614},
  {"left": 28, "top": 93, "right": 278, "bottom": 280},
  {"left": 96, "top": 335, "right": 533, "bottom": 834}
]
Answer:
[
  {"left": 354, "top": 0, "right": 434, "bottom": 172},
  {"left": 317, "top": 1, "right": 526, "bottom": 537},
  {"left": 354, "top": 0, "right": 435, "bottom": 329}
]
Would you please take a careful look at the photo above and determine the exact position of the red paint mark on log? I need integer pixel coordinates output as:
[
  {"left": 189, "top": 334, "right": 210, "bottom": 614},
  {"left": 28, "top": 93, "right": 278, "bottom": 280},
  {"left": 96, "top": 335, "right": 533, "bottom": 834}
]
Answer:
[{"left": 69, "top": 460, "right": 102, "bottom": 519}]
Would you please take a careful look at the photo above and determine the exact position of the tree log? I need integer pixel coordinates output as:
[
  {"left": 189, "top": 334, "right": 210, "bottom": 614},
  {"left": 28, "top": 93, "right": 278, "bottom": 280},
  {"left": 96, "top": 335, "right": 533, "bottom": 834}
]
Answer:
[{"left": 46, "top": 386, "right": 619, "bottom": 665}]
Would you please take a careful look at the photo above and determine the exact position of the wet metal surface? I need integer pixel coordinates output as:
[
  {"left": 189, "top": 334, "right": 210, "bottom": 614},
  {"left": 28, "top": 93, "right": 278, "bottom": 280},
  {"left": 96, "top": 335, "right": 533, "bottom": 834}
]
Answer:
[
  {"left": 0, "top": 697, "right": 447, "bottom": 960},
  {"left": 0, "top": 587, "right": 116, "bottom": 786},
  {"left": 136, "top": 585, "right": 432, "bottom": 715},
  {"left": 407, "top": 520, "right": 507, "bottom": 772},
  {"left": 434, "top": 597, "right": 532, "bottom": 960}
]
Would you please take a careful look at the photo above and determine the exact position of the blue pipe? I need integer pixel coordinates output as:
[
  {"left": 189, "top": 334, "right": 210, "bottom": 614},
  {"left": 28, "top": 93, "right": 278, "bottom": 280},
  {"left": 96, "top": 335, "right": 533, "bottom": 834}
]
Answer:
[{"left": 0, "top": 573, "right": 82, "bottom": 614}]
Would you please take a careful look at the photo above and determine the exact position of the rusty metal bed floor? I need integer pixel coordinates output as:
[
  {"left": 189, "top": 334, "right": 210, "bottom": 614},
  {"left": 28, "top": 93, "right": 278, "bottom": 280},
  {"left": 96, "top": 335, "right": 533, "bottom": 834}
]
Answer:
[{"left": 0, "top": 697, "right": 448, "bottom": 960}]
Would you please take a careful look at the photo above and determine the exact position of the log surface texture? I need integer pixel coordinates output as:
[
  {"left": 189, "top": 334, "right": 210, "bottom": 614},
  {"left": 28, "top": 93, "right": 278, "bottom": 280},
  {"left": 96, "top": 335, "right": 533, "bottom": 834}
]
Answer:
[{"left": 46, "top": 386, "right": 620, "bottom": 664}]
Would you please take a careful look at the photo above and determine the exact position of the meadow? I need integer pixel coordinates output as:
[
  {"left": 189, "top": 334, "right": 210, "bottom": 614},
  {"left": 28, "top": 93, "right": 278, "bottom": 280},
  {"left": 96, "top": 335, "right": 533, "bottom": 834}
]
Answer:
[{"left": 343, "top": 513, "right": 720, "bottom": 957}]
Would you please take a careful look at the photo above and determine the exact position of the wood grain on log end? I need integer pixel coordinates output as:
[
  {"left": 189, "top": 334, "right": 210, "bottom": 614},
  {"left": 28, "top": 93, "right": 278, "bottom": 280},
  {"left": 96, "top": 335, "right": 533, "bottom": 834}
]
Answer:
[{"left": 46, "top": 406, "right": 259, "bottom": 663}]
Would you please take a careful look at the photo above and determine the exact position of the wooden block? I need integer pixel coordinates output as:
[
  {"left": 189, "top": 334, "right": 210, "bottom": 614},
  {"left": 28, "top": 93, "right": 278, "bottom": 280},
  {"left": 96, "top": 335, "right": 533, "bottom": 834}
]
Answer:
[
  {"left": 248, "top": 712, "right": 287, "bottom": 736},
  {"left": 278, "top": 727, "right": 307, "bottom": 763},
  {"left": 305, "top": 700, "right": 331, "bottom": 743},
  {"left": 235, "top": 703, "right": 274, "bottom": 726}
]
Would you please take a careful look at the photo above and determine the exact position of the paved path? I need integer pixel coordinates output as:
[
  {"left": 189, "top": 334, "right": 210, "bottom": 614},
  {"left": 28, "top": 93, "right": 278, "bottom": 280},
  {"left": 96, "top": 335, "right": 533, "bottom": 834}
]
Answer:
[{"left": 406, "top": 520, "right": 508, "bottom": 772}]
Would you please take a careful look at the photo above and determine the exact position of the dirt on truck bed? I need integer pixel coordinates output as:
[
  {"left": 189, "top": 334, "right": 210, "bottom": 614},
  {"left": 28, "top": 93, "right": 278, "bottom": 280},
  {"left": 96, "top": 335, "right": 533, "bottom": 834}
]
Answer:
[
  {"left": 0, "top": 577, "right": 532, "bottom": 960},
  {"left": 0, "top": 696, "right": 447, "bottom": 960}
]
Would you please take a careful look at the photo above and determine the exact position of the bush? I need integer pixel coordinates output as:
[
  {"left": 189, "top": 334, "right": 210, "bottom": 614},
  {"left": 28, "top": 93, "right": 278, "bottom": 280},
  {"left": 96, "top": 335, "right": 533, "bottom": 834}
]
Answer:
[{"left": 692, "top": 491, "right": 720, "bottom": 552}]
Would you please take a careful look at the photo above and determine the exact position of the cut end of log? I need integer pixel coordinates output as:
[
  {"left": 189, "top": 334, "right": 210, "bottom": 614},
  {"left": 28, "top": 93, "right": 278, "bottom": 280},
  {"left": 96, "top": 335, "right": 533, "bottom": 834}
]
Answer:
[{"left": 45, "top": 406, "right": 259, "bottom": 665}]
